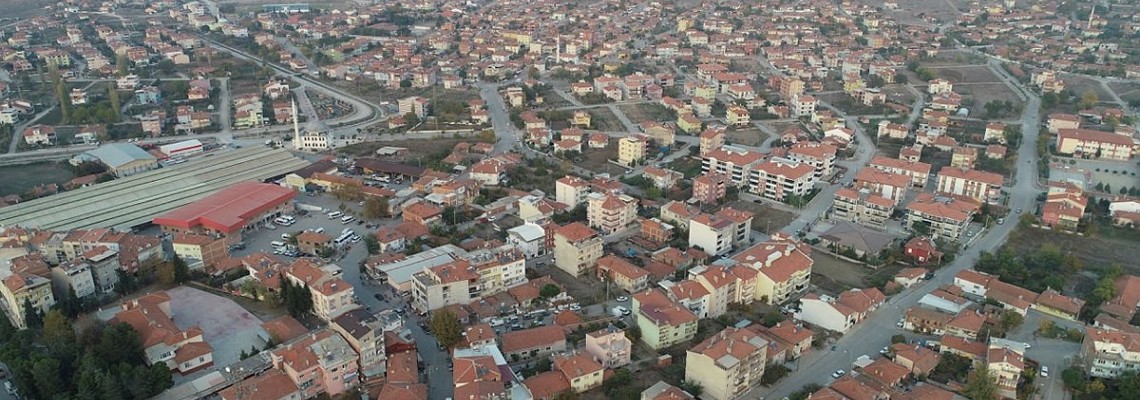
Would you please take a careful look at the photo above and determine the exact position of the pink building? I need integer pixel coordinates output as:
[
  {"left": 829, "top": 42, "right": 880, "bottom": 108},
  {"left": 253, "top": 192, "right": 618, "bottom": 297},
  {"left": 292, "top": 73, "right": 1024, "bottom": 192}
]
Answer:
[
  {"left": 584, "top": 325, "right": 632, "bottom": 368},
  {"left": 692, "top": 173, "right": 729, "bottom": 204},
  {"left": 271, "top": 329, "right": 360, "bottom": 398}
]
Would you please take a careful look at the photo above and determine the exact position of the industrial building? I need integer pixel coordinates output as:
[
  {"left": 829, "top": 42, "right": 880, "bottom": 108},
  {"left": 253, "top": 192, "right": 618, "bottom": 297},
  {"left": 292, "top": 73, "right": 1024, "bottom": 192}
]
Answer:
[
  {"left": 153, "top": 182, "right": 297, "bottom": 242},
  {"left": 72, "top": 143, "right": 159, "bottom": 177},
  {"left": 0, "top": 147, "right": 310, "bottom": 231}
]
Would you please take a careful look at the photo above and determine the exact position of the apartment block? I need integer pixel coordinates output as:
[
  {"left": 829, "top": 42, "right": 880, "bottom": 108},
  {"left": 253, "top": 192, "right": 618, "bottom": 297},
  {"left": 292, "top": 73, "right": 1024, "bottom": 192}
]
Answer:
[
  {"left": 1055, "top": 128, "right": 1135, "bottom": 161},
  {"left": 786, "top": 141, "right": 838, "bottom": 179},
  {"left": 692, "top": 173, "right": 729, "bottom": 205},
  {"left": 632, "top": 289, "right": 699, "bottom": 350},
  {"left": 748, "top": 159, "right": 816, "bottom": 203},
  {"left": 553, "top": 223, "right": 604, "bottom": 277},
  {"left": 555, "top": 176, "right": 591, "bottom": 209},
  {"left": 271, "top": 328, "right": 359, "bottom": 398},
  {"left": 853, "top": 168, "right": 910, "bottom": 206},
  {"left": 906, "top": 193, "right": 978, "bottom": 241},
  {"left": 412, "top": 259, "right": 477, "bottom": 312},
  {"left": 584, "top": 325, "right": 632, "bottom": 368},
  {"left": 587, "top": 193, "right": 639, "bottom": 234},
  {"left": 50, "top": 259, "right": 96, "bottom": 300},
  {"left": 330, "top": 308, "right": 387, "bottom": 383},
  {"left": 1, "top": 257, "right": 56, "bottom": 329},
  {"left": 285, "top": 259, "right": 358, "bottom": 321},
  {"left": 730, "top": 235, "right": 814, "bottom": 305},
  {"left": 936, "top": 167, "right": 1004, "bottom": 204},
  {"left": 869, "top": 156, "right": 932, "bottom": 188},
  {"left": 685, "top": 327, "right": 769, "bottom": 400},
  {"left": 596, "top": 255, "right": 650, "bottom": 293},
  {"left": 699, "top": 128, "right": 726, "bottom": 157},
  {"left": 688, "top": 208, "right": 754, "bottom": 256},
  {"left": 1081, "top": 327, "right": 1140, "bottom": 378},
  {"left": 702, "top": 146, "right": 765, "bottom": 187},
  {"left": 795, "top": 288, "right": 885, "bottom": 333},
  {"left": 831, "top": 188, "right": 893, "bottom": 228},
  {"left": 618, "top": 136, "right": 649, "bottom": 166}
]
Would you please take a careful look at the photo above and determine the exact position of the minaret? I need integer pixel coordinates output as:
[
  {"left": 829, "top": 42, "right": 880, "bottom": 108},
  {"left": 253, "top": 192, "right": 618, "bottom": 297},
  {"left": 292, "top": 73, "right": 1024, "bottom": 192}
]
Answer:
[
  {"left": 1088, "top": 4, "right": 1095, "bottom": 30},
  {"left": 292, "top": 99, "right": 300, "bottom": 146},
  {"left": 555, "top": 35, "right": 561, "bottom": 64}
]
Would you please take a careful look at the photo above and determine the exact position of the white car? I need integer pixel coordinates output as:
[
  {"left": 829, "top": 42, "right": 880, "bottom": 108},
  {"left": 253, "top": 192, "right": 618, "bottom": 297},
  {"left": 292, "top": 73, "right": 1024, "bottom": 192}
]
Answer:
[
  {"left": 832, "top": 369, "right": 846, "bottom": 378},
  {"left": 569, "top": 304, "right": 582, "bottom": 311},
  {"left": 616, "top": 296, "right": 629, "bottom": 302},
  {"left": 1040, "top": 366, "right": 1049, "bottom": 377}
]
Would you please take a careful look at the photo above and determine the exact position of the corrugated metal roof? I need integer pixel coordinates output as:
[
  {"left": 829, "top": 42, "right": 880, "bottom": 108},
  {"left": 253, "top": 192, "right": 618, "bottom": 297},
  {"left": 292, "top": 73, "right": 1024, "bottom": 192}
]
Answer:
[
  {"left": 0, "top": 147, "right": 310, "bottom": 231},
  {"left": 84, "top": 143, "right": 157, "bottom": 168}
]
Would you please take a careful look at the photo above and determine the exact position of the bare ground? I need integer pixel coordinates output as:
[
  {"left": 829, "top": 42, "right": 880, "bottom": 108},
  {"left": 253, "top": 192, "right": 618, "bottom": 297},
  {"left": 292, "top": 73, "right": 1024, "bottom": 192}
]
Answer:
[
  {"left": 576, "top": 140, "right": 623, "bottom": 174},
  {"left": 1062, "top": 76, "right": 1115, "bottom": 106},
  {"left": 726, "top": 127, "right": 771, "bottom": 147},
  {"left": 617, "top": 103, "right": 675, "bottom": 125},
  {"left": 724, "top": 200, "right": 798, "bottom": 234},
  {"left": 809, "top": 250, "right": 868, "bottom": 294},
  {"left": 338, "top": 137, "right": 492, "bottom": 160},
  {"left": 589, "top": 107, "right": 628, "bottom": 131}
]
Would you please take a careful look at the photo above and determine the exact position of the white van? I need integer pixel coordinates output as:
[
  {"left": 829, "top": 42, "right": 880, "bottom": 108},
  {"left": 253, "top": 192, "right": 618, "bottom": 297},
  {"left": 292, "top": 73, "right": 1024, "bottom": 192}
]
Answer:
[
  {"left": 341, "top": 215, "right": 355, "bottom": 224},
  {"left": 313, "top": 227, "right": 325, "bottom": 234},
  {"left": 328, "top": 211, "right": 343, "bottom": 219},
  {"left": 270, "top": 240, "right": 286, "bottom": 247}
]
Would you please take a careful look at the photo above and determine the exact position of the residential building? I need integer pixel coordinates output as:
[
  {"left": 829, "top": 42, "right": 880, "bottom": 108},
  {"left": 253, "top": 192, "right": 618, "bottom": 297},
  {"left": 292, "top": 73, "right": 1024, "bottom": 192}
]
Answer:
[
  {"left": 877, "top": 121, "right": 909, "bottom": 139},
  {"left": 1042, "top": 184, "right": 1087, "bottom": 229},
  {"left": 619, "top": 136, "right": 649, "bottom": 166},
  {"left": 1081, "top": 328, "right": 1140, "bottom": 378},
  {"left": 111, "top": 292, "right": 213, "bottom": 374},
  {"left": 987, "top": 347, "right": 1024, "bottom": 399},
  {"left": 688, "top": 208, "right": 753, "bottom": 256},
  {"left": 869, "top": 157, "right": 932, "bottom": 188},
  {"left": 906, "top": 194, "right": 978, "bottom": 240},
  {"left": 640, "top": 218, "right": 675, "bottom": 246},
  {"left": 596, "top": 255, "right": 650, "bottom": 293},
  {"left": 632, "top": 289, "right": 699, "bottom": 350},
  {"left": 500, "top": 325, "right": 566, "bottom": 361},
  {"left": 854, "top": 168, "right": 909, "bottom": 205},
  {"left": 555, "top": 176, "right": 591, "bottom": 209},
  {"left": 831, "top": 188, "right": 893, "bottom": 228},
  {"left": 1055, "top": 128, "right": 1134, "bottom": 161},
  {"left": 330, "top": 308, "right": 387, "bottom": 384},
  {"left": 692, "top": 173, "right": 729, "bottom": 204},
  {"left": 641, "top": 382, "right": 695, "bottom": 400},
  {"left": 748, "top": 159, "right": 816, "bottom": 203},
  {"left": 50, "top": 259, "right": 96, "bottom": 300},
  {"left": 411, "top": 259, "right": 476, "bottom": 312},
  {"left": 584, "top": 325, "right": 632, "bottom": 368},
  {"left": 553, "top": 223, "right": 603, "bottom": 277},
  {"left": 703, "top": 146, "right": 765, "bottom": 187},
  {"left": 171, "top": 233, "right": 228, "bottom": 271},
  {"left": 219, "top": 370, "right": 302, "bottom": 400},
  {"left": 731, "top": 236, "right": 814, "bottom": 305},
  {"left": 937, "top": 167, "right": 1003, "bottom": 204},
  {"left": 22, "top": 124, "right": 56, "bottom": 145},
  {"left": 762, "top": 322, "right": 814, "bottom": 360},
  {"left": 553, "top": 353, "right": 605, "bottom": 393},
  {"left": 700, "top": 128, "right": 726, "bottom": 157},
  {"left": 685, "top": 327, "right": 769, "bottom": 400},
  {"left": 0, "top": 261, "right": 55, "bottom": 329},
  {"left": 587, "top": 193, "right": 639, "bottom": 234},
  {"left": 270, "top": 328, "right": 359, "bottom": 398},
  {"left": 1046, "top": 113, "right": 1081, "bottom": 134},
  {"left": 786, "top": 141, "right": 838, "bottom": 179},
  {"left": 285, "top": 259, "right": 357, "bottom": 321},
  {"left": 795, "top": 288, "right": 885, "bottom": 333},
  {"left": 506, "top": 223, "right": 546, "bottom": 257},
  {"left": 643, "top": 167, "right": 683, "bottom": 190}
]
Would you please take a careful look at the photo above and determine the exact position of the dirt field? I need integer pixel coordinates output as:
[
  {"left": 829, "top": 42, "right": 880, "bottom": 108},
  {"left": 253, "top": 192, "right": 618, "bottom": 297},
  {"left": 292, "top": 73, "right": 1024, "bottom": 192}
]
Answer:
[
  {"left": 531, "top": 264, "right": 606, "bottom": 306},
  {"left": 959, "top": 83, "right": 1023, "bottom": 111},
  {"left": 877, "top": 0, "right": 965, "bottom": 26},
  {"left": 810, "top": 250, "right": 868, "bottom": 294},
  {"left": 881, "top": 84, "right": 917, "bottom": 105},
  {"left": 725, "top": 200, "right": 799, "bottom": 234},
  {"left": 1108, "top": 81, "right": 1140, "bottom": 104},
  {"left": 338, "top": 137, "right": 492, "bottom": 160},
  {"left": 1062, "top": 76, "right": 1114, "bottom": 106},
  {"left": 726, "top": 127, "right": 771, "bottom": 147},
  {"left": 577, "top": 139, "right": 622, "bottom": 174},
  {"left": 617, "top": 103, "right": 675, "bottom": 125},
  {"left": 589, "top": 107, "right": 628, "bottom": 131},
  {"left": 925, "top": 65, "right": 1001, "bottom": 84},
  {"left": 1004, "top": 226, "right": 1139, "bottom": 275}
]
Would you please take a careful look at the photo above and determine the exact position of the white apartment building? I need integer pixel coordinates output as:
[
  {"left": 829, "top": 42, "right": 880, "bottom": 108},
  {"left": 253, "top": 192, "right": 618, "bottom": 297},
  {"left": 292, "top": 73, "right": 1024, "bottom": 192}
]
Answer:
[
  {"left": 587, "top": 193, "right": 639, "bottom": 234},
  {"left": 748, "top": 159, "right": 816, "bottom": 202},
  {"left": 703, "top": 146, "right": 765, "bottom": 187},
  {"left": 556, "top": 176, "right": 591, "bottom": 209}
]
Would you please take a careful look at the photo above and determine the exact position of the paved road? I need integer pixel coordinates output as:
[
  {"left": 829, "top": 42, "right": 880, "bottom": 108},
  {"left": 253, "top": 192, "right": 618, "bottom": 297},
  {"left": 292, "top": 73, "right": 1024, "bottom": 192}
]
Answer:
[
  {"left": 478, "top": 82, "right": 521, "bottom": 155},
  {"left": 217, "top": 77, "right": 232, "bottom": 133}
]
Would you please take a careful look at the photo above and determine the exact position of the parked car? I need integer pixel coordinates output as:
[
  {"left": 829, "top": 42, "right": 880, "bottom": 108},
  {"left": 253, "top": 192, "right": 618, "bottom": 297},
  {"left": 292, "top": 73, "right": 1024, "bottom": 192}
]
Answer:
[
  {"left": 616, "top": 296, "right": 629, "bottom": 302},
  {"left": 1040, "top": 366, "right": 1049, "bottom": 377},
  {"left": 832, "top": 369, "right": 846, "bottom": 378}
]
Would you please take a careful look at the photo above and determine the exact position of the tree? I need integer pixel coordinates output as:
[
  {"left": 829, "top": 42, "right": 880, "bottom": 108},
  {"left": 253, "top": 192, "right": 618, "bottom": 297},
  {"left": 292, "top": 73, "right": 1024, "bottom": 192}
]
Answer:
[
  {"left": 539, "top": 284, "right": 562, "bottom": 299},
  {"left": 429, "top": 310, "right": 463, "bottom": 350},
  {"left": 963, "top": 365, "right": 1000, "bottom": 400},
  {"left": 43, "top": 310, "right": 74, "bottom": 348},
  {"left": 363, "top": 235, "right": 380, "bottom": 255},
  {"left": 400, "top": 79, "right": 412, "bottom": 88},
  {"left": 362, "top": 197, "right": 389, "bottom": 219},
  {"left": 625, "top": 325, "right": 641, "bottom": 342},
  {"left": 23, "top": 298, "right": 43, "bottom": 329},
  {"left": 891, "top": 334, "right": 907, "bottom": 344},
  {"left": 330, "top": 183, "right": 365, "bottom": 202},
  {"left": 31, "top": 357, "right": 64, "bottom": 399},
  {"left": 96, "top": 322, "right": 145, "bottom": 365},
  {"left": 108, "top": 86, "right": 121, "bottom": 122},
  {"left": 1078, "top": 90, "right": 1099, "bottom": 109},
  {"left": 171, "top": 255, "right": 190, "bottom": 284}
]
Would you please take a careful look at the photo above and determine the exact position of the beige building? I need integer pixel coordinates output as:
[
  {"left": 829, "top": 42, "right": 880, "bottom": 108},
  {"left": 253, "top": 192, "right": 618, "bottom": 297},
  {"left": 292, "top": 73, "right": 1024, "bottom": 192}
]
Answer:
[
  {"left": 1, "top": 262, "right": 56, "bottom": 329},
  {"left": 587, "top": 193, "right": 639, "bottom": 234},
  {"left": 936, "top": 167, "right": 1004, "bottom": 204},
  {"left": 685, "top": 327, "right": 769, "bottom": 400},
  {"left": 906, "top": 193, "right": 978, "bottom": 241},
  {"left": 1081, "top": 327, "right": 1140, "bottom": 378},
  {"left": 584, "top": 325, "right": 632, "bottom": 368},
  {"left": 619, "top": 135, "right": 649, "bottom": 166},
  {"left": 555, "top": 176, "right": 591, "bottom": 209},
  {"left": 703, "top": 146, "right": 765, "bottom": 187},
  {"left": 554, "top": 353, "right": 605, "bottom": 393},
  {"left": 412, "top": 259, "right": 477, "bottom": 312},
  {"left": 868, "top": 156, "right": 932, "bottom": 188},
  {"left": 832, "top": 188, "right": 894, "bottom": 228},
  {"left": 553, "top": 223, "right": 604, "bottom": 277},
  {"left": 330, "top": 308, "right": 388, "bottom": 383},
  {"left": 731, "top": 236, "right": 813, "bottom": 305},
  {"left": 748, "top": 159, "right": 816, "bottom": 203},
  {"left": 1055, "top": 128, "right": 1135, "bottom": 161},
  {"left": 171, "top": 233, "right": 229, "bottom": 271},
  {"left": 632, "top": 289, "right": 699, "bottom": 350},
  {"left": 688, "top": 208, "right": 754, "bottom": 256},
  {"left": 285, "top": 259, "right": 358, "bottom": 321}
]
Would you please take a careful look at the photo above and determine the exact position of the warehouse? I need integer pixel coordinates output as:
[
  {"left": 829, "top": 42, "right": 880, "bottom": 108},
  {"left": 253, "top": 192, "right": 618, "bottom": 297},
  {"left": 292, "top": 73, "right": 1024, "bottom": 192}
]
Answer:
[
  {"left": 160, "top": 139, "right": 205, "bottom": 159},
  {"left": 153, "top": 182, "right": 297, "bottom": 242},
  {"left": 73, "top": 143, "right": 159, "bottom": 177},
  {"left": 0, "top": 147, "right": 310, "bottom": 231}
]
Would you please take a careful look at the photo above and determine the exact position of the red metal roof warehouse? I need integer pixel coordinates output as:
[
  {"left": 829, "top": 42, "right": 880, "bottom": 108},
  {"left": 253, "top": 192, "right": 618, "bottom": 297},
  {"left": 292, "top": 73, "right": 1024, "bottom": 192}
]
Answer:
[{"left": 152, "top": 182, "right": 296, "bottom": 234}]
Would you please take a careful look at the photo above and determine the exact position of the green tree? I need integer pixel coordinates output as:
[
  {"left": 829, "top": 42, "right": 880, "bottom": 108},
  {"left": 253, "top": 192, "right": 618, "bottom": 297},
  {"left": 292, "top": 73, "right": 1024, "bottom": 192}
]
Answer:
[
  {"left": 108, "top": 86, "right": 121, "bottom": 122},
  {"left": 539, "top": 284, "right": 562, "bottom": 299},
  {"left": 1078, "top": 90, "right": 1098, "bottom": 109},
  {"left": 363, "top": 197, "right": 389, "bottom": 219},
  {"left": 891, "top": 334, "right": 907, "bottom": 344},
  {"left": 1042, "top": 92, "right": 1059, "bottom": 109},
  {"left": 31, "top": 357, "right": 64, "bottom": 399},
  {"left": 963, "top": 365, "right": 1000, "bottom": 400},
  {"left": 96, "top": 322, "right": 145, "bottom": 365},
  {"left": 172, "top": 254, "right": 190, "bottom": 284},
  {"left": 43, "top": 310, "right": 74, "bottom": 348},
  {"left": 995, "top": 310, "right": 1024, "bottom": 337},
  {"left": 23, "top": 298, "right": 42, "bottom": 329},
  {"left": 429, "top": 310, "right": 463, "bottom": 350},
  {"left": 363, "top": 235, "right": 380, "bottom": 255}
]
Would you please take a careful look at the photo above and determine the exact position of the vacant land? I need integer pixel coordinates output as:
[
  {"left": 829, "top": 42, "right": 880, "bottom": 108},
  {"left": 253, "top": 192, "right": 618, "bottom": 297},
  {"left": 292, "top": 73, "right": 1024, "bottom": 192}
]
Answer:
[
  {"left": 338, "top": 137, "right": 492, "bottom": 160},
  {"left": 959, "top": 83, "right": 1022, "bottom": 112},
  {"left": 810, "top": 250, "right": 867, "bottom": 294},
  {"left": 881, "top": 84, "right": 917, "bottom": 105},
  {"left": 1108, "top": 81, "right": 1140, "bottom": 103},
  {"left": 576, "top": 140, "right": 622, "bottom": 174},
  {"left": 0, "top": 162, "right": 75, "bottom": 196},
  {"left": 725, "top": 200, "right": 798, "bottom": 234},
  {"left": 1004, "top": 226, "right": 1137, "bottom": 276},
  {"left": 618, "top": 103, "right": 675, "bottom": 125},
  {"left": 925, "top": 65, "right": 1000, "bottom": 84},
  {"left": 726, "top": 127, "right": 771, "bottom": 147},
  {"left": 1062, "top": 76, "right": 1114, "bottom": 105},
  {"left": 589, "top": 107, "right": 627, "bottom": 131}
]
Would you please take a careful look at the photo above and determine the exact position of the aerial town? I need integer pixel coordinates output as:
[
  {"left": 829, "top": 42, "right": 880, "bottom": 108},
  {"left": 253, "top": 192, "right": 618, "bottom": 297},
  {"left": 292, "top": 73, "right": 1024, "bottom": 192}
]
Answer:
[{"left": 0, "top": 0, "right": 1138, "bottom": 399}]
